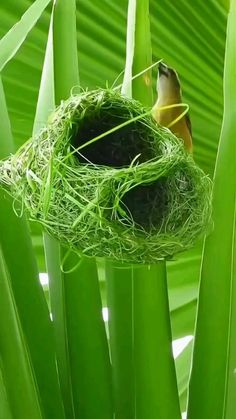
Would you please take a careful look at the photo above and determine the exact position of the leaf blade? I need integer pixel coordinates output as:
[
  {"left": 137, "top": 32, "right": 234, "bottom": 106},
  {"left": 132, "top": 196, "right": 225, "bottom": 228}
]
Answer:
[
  {"left": 0, "top": 0, "right": 52, "bottom": 72},
  {"left": 187, "top": 1, "right": 236, "bottom": 417},
  {"left": 0, "top": 247, "right": 43, "bottom": 419}
]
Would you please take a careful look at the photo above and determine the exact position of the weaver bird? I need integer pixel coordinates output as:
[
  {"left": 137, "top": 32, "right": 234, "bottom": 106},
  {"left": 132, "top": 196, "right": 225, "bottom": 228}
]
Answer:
[{"left": 152, "top": 62, "right": 193, "bottom": 153}]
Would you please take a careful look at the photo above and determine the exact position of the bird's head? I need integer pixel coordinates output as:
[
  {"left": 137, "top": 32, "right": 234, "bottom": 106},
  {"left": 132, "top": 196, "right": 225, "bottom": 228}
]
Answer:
[{"left": 157, "top": 62, "right": 181, "bottom": 101}]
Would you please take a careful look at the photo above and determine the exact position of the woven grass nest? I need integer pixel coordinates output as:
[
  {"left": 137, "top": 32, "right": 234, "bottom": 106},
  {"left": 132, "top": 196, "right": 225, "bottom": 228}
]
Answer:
[{"left": 0, "top": 88, "right": 212, "bottom": 264}]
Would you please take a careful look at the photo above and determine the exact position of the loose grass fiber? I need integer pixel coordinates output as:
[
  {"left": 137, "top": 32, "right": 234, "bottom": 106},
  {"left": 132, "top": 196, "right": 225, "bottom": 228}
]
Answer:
[{"left": 0, "top": 88, "right": 212, "bottom": 264}]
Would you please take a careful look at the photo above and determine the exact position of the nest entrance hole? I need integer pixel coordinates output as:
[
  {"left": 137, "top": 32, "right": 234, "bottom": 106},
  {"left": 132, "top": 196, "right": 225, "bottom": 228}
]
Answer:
[
  {"left": 120, "top": 177, "right": 169, "bottom": 231},
  {"left": 70, "top": 107, "right": 154, "bottom": 167}
]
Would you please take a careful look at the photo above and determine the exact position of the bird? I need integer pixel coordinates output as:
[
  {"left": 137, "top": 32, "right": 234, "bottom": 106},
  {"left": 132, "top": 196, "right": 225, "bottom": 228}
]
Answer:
[{"left": 152, "top": 62, "right": 193, "bottom": 153}]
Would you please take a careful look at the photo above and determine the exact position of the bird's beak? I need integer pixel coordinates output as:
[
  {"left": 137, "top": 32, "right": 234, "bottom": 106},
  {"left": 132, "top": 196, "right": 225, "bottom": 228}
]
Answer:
[{"left": 158, "top": 62, "right": 169, "bottom": 77}]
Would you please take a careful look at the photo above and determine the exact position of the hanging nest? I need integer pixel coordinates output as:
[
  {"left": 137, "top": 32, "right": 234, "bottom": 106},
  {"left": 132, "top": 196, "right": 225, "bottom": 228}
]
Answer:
[{"left": 0, "top": 88, "right": 212, "bottom": 264}]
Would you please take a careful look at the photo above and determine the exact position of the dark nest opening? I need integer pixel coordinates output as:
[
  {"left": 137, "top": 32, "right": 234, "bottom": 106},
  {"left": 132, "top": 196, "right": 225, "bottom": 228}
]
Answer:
[
  {"left": 120, "top": 178, "right": 169, "bottom": 231},
  {"left": 70, "top": 91, "right": 157, "bottom": 167}
]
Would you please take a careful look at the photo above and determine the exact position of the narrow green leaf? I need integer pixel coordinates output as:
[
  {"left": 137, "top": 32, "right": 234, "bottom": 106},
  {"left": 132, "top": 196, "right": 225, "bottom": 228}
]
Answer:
[
  {"left": 132, "top": 0, "right": 153, "bottom": 106},
  {"left": 0, "top": 361, "right": 13, "bottom": 419},
  {"left": 121, "top": 0, "right": 153, "bottom": 104},
  {"left": 45, "top": 238, "right": 113, "bottom": 419},
  {"left": 33, "top": 16, "right": 54, "bottom": 135},
  {"left": 32, "top": 9, "right": 70, "bottom": 417},
  {"left": 44, "top": 235, "right": 75, "bottom": 419},
  {"left": 33, "top": 4, "right": 75, "bottom": 417},
  {"left": 121, "top": 0, "right": 136, "bottom": 98},
  {"left": 33, "top": 5, "right": 75, "bottom": 418},
  {"left": 0, "top": 0, "right": 52, "bottom": 72},
  {"left": 133, "top": 264, "right": 181, "bottom": 419},
  {"left": 187, "top": 1, "right": 236, "bottom": 417},
  {"left": 0, "top": 247, "right": 42, "bottom": 419},
  {"left": 225, "top": 217, "right": 236, "bottom": 418},
  {"left": 62, "top": 254, "right": 113, "bottom": 419},
  {"left": 53, "top": 0, "right": 79, "bottom": 103},
  {"left": 0, "top": 76, "right": 14, "bottom": 158},
  {"left": 0, "top": 192, "right": 65, "bottom": 419},
  {"left": 105, "top": 261, "right": 135, "bottom": 419}
]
